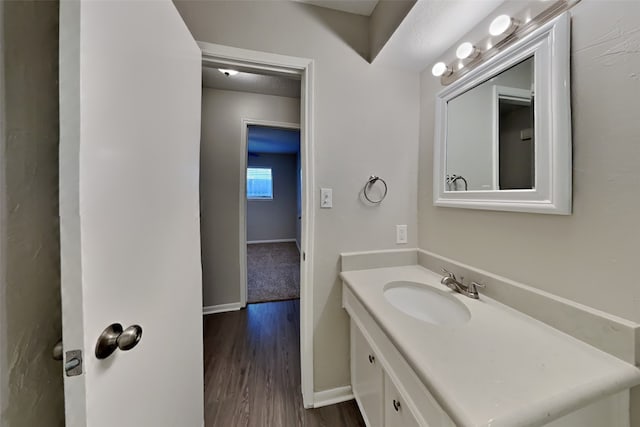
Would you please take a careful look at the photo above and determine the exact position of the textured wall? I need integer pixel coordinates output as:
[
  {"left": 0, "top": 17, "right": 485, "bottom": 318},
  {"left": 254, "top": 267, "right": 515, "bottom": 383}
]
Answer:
[
  {"left": 200, "top": 88, "right": 300, "bottom": 307},
  {"left": 0, "top": 1, "right": 64, "bottom": 426},
  {"left": 418, "top": 2, "right": 640, "bottom": 423},
  {"left": 419, "top": 0, "right": 640, "bottom": 327},
  {"left": 175, "top": 0, "right": 420, "bottom": 391},
  {"left": 247, "top": 153, "right": 298, "bottom": 242}
]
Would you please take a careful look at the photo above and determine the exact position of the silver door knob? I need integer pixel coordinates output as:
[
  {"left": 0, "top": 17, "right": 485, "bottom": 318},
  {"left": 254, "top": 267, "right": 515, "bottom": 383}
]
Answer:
[
  {"left": 53, "top": 339, "right": 64, "bottom": 361},
  {"left": 95, "top": 323, "right": 143, "bottom": 359}
]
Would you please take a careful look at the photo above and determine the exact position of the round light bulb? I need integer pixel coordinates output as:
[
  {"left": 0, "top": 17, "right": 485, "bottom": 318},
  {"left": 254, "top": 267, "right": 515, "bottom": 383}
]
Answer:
[
  {"left": 431, "top": 62, "right": 451, "bottom": 77},
  {"left": 489, "top": 15, "right": 517, "bottom": 36},
  {"left": 218, "top": 68, "right": 239, "bottom": 76},
  {"left": 456, "top": 42, "right": 477, "bottom": 60}
]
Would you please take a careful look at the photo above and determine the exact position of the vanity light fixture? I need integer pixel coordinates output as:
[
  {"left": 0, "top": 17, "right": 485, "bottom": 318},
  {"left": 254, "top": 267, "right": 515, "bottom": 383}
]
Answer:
[
  {"left": 430, "top": 0, "right": 571, "bottom": 83},
  {"left": 431, "top": 15, "right": 517, "bottom": 80},
  {"left": 456, "top": 42, "right": 479, "bottom": 60},
  {"left": 218, "top": 68, "right": 239, "bottom": 76},
  {"left": 489, "top": 15, "right": 518, "bottom": 36},
  {"left": 431, "top": 62, "right": 452, "bottom": 77}
]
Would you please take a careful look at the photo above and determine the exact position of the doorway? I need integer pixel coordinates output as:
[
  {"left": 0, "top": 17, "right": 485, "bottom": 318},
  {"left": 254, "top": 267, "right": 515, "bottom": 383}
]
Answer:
[
  {"left": 244, "top": 124, "right": 301, "bottom": 304},
  {"left": 200, "top": 42, "right": 316, "bottom": 408}
]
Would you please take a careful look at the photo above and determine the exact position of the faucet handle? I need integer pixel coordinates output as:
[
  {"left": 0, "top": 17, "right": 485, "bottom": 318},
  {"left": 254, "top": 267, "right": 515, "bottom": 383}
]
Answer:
[
  {"left": 441, "top": 267, "right": 455, "bottom": 279},
  {"left": 465, "top": 281, "right": 486, "bottom": 299},
  {"left": 468, "top": 281, "right": 486, "bottom": 292}
]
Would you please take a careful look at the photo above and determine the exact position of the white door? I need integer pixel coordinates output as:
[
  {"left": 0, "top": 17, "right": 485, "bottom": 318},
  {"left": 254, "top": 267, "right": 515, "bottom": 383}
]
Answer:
[{"left": 59, "top": 1, "right": 203, "bottom": 426}]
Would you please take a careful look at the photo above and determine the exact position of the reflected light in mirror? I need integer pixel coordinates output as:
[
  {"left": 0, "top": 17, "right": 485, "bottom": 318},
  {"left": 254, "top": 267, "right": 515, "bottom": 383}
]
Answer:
[{"left": 218, "top": 68, "right": 239, "bottom": 76}]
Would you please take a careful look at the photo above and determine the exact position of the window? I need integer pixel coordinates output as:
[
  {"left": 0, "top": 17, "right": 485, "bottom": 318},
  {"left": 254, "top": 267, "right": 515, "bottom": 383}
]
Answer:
[{"left": 247, "top": 167, "right": 273, "bottom": 200}]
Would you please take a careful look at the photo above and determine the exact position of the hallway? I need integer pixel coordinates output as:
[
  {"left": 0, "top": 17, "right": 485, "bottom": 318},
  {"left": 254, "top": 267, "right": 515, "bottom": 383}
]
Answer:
[{"left": 203, "top": 300, "right": 364, "bottom": 426}]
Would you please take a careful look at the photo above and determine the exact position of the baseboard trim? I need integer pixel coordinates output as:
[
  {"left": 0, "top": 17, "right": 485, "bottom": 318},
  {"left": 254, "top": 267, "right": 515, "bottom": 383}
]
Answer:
[
  {"left": 313, "top": 385, "right": 354, "bottom": 408},
  {"left": 247, "top": 238, "right": 296, "bottom": 245},
  {"left": 202, "top": 302, "right": 243, "bottom": 316}
]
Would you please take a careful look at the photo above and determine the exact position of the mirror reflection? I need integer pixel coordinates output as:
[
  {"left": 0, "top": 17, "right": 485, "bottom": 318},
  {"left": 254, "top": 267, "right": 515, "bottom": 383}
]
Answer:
[{"left": 445, "top": 56, "right": 534, "bottom": 191}]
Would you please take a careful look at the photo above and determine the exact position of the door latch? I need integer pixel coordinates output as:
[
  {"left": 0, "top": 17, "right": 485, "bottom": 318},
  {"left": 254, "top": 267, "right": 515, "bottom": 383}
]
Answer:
[
  {"left": 53, "top": 340, "right": 83, "bottom": 377},
  {"left": 65, "top": 350, "right": 83, "bottom": 377}
]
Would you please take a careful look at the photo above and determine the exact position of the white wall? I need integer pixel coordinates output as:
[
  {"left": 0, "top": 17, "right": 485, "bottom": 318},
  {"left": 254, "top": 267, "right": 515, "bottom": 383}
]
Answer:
[
  {"left": 176, "top": 0, "right": 420, "bottom": 392},
  {"left": 0, "top": 1, "right": 64, "bottom": 425},
  {"left": 247, "top": 153, "right": 298, "bottom": 242},
  {"left": 200, "top": 88, "right": 300, "bottom": 308}
]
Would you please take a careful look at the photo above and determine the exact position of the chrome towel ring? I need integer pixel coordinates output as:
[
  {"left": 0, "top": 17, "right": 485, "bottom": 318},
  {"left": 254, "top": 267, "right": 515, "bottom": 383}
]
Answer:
[{"left": 364, "top": 175, "right": 388, "bottom": 204}]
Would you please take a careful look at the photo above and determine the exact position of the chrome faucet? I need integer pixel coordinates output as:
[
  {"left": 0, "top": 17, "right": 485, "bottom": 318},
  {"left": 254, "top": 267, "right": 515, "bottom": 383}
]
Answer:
[{"left": 440, "top": 268, "right": 485, "bottom": 299}]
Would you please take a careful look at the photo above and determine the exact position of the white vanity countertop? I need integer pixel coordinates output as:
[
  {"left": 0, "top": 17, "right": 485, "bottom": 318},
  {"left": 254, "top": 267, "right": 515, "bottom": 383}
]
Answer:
[{"left": 340, "top": 265, "right": 640, "bottom": 427}]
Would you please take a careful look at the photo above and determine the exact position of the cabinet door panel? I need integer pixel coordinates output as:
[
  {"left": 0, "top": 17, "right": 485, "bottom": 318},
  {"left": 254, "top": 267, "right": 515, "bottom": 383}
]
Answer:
[
  {"left": 385, "top": 373, "right": 421, "bottom": 427},
  {"left": 352, "top": 320, "right": 384, "bottom": 427}
]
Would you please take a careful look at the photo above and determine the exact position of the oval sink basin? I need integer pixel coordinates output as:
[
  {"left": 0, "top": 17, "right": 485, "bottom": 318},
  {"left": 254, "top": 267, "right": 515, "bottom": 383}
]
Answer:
[{"left": 383, "top": 281, "right": 471, "bottom": 326}]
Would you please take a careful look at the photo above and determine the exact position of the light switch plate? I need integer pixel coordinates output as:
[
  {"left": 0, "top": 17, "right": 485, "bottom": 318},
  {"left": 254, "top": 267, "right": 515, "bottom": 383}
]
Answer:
[{"left": 320, "top": 188, "right": 333, "bottom": 208}]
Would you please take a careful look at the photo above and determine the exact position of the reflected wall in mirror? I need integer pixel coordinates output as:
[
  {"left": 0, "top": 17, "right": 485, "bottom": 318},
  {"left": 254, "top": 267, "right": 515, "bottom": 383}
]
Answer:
[
  {"left": 434, "top": 12, "right": 572, "bottom": 215},
  {"left": 446, "top": 57, "right": 534, "bottom": 192}
]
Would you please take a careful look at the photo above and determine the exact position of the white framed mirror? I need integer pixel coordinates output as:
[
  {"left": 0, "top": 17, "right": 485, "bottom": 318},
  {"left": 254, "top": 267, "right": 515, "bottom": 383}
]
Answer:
[{"left": 433, "top": 12, "right": 572, "bottom": 214}]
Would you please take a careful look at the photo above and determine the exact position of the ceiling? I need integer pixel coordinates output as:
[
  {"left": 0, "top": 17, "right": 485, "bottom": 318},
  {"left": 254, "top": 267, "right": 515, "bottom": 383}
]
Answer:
[
  {"left": 374, "top": 0, "right": 506, "bottom": 71},
  {"left": 203, "top": 1, "right": 510, "bottom": 91},
  {"left": 248, "top": 126, "right": 301, "bottom": 154},
  {"left": 291, "top": 0, "right": 379, "bottom": 16},
  {"left": 202, "top": 66, "right": 301, "bottom": 98},
  {"left": 289, "top": 0, "right": 507, "bottom": 72}
]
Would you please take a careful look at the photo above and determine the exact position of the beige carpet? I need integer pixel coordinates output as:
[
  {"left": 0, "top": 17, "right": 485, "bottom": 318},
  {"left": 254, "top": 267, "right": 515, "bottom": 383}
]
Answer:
[{"left": 247, "top": 242, "right": 300, "bottom": 303}]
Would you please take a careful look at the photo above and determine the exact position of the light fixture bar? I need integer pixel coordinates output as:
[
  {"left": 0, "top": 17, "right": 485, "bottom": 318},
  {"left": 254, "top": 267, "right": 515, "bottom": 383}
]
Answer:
[{"left": 430, "top": 0, "right": 578, "bottom": 85}]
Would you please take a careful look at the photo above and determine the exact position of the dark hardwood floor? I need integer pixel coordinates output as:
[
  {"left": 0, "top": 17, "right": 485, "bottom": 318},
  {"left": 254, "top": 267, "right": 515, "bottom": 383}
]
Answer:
[{"left": 203, "top": 299, "right": 365, "bottom": 427}]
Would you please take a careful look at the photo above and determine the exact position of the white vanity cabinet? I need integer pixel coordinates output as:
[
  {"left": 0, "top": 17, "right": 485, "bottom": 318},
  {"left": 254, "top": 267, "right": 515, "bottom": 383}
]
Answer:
[
  {"left": 342, "top": 266, "right": 640, "bottom": 427},
  {"left": 351, "top": 320, "right": 384, "bottom": 427},
  {"left": 384, "top": 373, "right": 420, "bottom": 427},
  {"left": 347, "top": 288, "right": 456, "bottom": 427},
  {"left": 352, "top": 321, "right": 421, "bottom": 427}
]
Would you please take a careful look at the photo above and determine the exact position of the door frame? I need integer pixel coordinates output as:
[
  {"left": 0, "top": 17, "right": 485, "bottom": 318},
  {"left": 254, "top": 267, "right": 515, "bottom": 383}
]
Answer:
[
  {"left": 240, "top": 119, "right": 301, "bottom": 308},
  {"left": 199, "top": 41, "right": 316, "bottom": 408}
]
